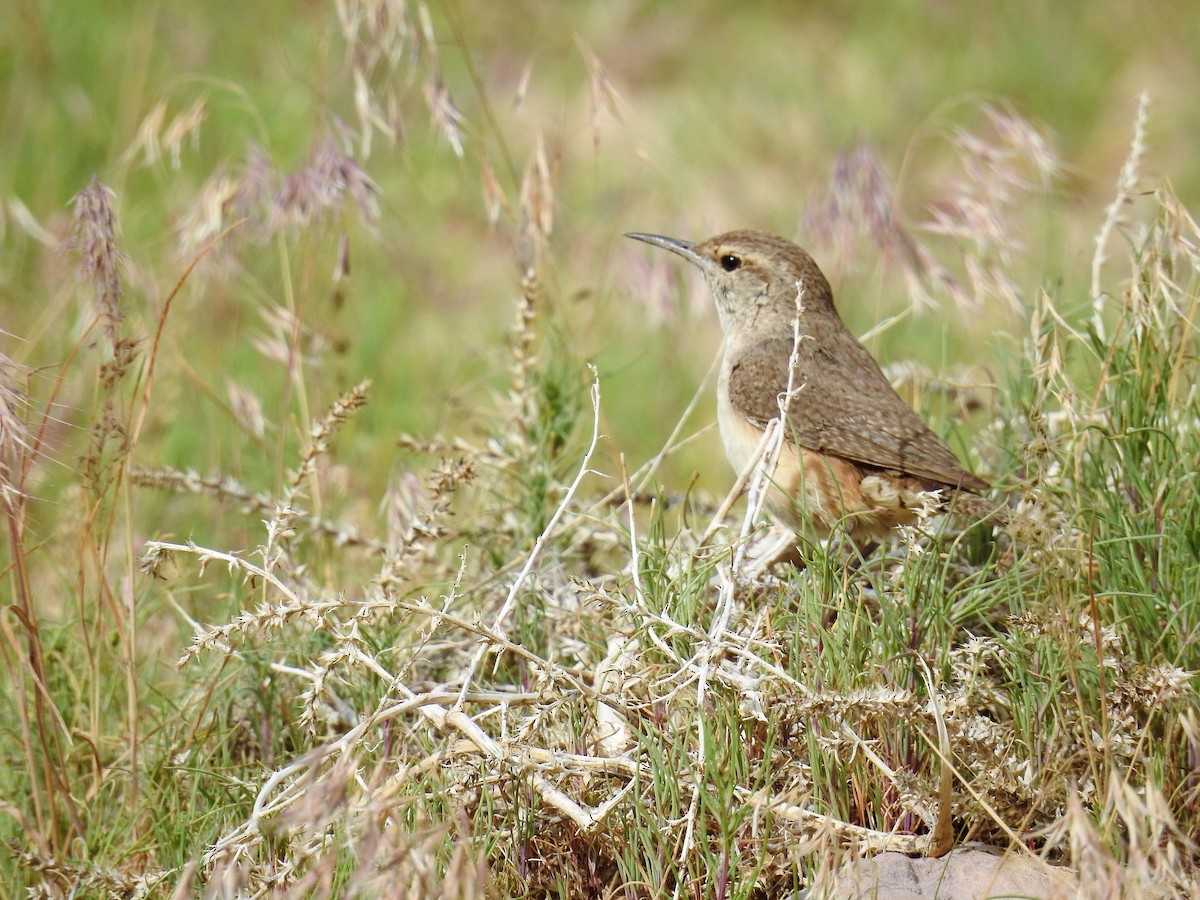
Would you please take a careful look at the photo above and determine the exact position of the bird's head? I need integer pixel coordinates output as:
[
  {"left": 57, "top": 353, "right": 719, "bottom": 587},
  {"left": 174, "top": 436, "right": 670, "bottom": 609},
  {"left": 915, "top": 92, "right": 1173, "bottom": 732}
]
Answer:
[{"left": 625, "top": 229, "right": 834, "bottom": 339}]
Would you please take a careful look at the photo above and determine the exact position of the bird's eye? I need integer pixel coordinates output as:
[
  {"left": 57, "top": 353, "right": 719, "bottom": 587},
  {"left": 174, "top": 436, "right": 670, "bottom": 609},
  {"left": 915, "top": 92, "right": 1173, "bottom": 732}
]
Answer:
[{"left": 719, "top": 254, "right": 742, "bottom": 272}]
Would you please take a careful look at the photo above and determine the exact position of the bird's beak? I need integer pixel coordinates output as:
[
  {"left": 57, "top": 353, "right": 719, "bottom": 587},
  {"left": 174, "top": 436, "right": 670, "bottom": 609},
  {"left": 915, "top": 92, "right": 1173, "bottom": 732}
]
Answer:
[{"left": 624, "top": 232, "right": 705, "bottom": 268}]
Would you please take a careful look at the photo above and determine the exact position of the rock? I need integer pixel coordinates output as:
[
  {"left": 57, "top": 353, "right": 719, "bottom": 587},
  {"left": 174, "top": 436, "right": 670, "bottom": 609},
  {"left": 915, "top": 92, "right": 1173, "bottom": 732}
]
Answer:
[{"left": 818, "top": 848, "right": 1077, "bottom": 899}]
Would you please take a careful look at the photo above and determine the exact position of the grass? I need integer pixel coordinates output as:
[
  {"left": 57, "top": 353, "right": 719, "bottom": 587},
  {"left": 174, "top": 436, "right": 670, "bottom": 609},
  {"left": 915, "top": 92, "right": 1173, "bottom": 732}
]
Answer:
[{"left": 3, "top": 0, "right": 1200, "bottom": 896}]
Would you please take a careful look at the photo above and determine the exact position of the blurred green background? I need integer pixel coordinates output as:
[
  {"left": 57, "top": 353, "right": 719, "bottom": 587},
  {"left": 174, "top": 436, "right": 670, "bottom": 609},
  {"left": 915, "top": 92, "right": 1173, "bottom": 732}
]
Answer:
[{"left": 3, "top": 0, "right": 1199, "bottom": 524}]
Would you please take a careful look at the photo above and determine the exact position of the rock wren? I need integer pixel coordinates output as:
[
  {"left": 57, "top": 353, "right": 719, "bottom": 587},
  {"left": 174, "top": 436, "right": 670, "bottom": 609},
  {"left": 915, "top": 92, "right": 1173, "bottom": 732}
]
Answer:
[{"left": 626, "top": 229, "right": 990, "bottom": 545}]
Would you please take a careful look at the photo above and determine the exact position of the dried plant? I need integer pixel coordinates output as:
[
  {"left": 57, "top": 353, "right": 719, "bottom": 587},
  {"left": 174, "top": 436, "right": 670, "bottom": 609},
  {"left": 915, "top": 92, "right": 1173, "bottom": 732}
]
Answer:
[
  {"left": 804, "top": 105, "right": 1062, "bottom": 316},
  {"left": 120, "top": 96, "right": 209, "bottom": 170},
  {"left": 268, "top": 135, "right": 380, "bottom": 235},
  {"left": 68, "top": 176, "right": 124, "bottom": 343}
]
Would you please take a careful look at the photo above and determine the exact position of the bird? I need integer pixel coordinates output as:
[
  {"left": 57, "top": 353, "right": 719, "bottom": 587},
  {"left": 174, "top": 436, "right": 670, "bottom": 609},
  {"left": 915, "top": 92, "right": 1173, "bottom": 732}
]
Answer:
[{"left": 626, "top": 228, "right": 993, "bottom": 550}]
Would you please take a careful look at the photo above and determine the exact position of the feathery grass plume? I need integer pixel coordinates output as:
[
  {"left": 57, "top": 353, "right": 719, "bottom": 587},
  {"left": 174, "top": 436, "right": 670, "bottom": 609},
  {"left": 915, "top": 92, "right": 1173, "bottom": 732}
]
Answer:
[
  {"left": 578, "top": 37, "right": 625, "bottom": 150},
  {"left": 68, "top": 176, "right": 123, "bottom": 343},
  {"left": 225, "top": 378, "right": 268, "bottom": 439},
  {"left": 335, "top": 0, "right": 480, "bottom": 163},
  {"left": 72, "top": 179, "right": 140, "bottom": 497},
  {"left": 250, "top": 302, "right": 328, "bottom": 372},
  {"left": 175, "top": 142, "right": 280, "bottom": 266},
  {"left": 805, "top": 106, "right": 1060, "bottom": 316},
  {"left": 1092, "top": 91, "right": 1151, "bottom": 340},
  {"left": 336, "top": 0, "right": 411, "bottom": 74},
  {"left": 175, "top": 166, "right": 242, "bottom": 264},
  {"left": 480, "top": 156, "right": 508, "bottom": 224},
  {"left": 915, "top": 105, "right": 1059, "bottom": 314},
  {"left": 120, "top": 95, "right": 208, "bottom": 170},
  {"left": 424, "top": 77, "right": 467, "bottom": 158},
  {"left": 237, "top": 142, "right": 277, "bottom": 219},
  {"left": 511, "top": 134, "right": 555, "bottom": 281},
  {"left": 802, "top": 143, "right": 908, "bottom": 276},
  {"left": 336, "top": 0, "right": 412, "bottom": 155},
  {"left": 414, "top": 2, "right": 437, "bottom": 69},
  {"left": 183, "top": 131, "right": 375, "bottom": 275},
  {"left": 0, "top": 351, "right": 31, "bottom": 497},
  {"left": 269, "top": 134, "right": 380, "bottom": 234},
  {"left": 803, "top": 141, "right": 967, "bottom": 314},
  {"left": 406, "top": 2, "right": 467, "bottom": 159}
]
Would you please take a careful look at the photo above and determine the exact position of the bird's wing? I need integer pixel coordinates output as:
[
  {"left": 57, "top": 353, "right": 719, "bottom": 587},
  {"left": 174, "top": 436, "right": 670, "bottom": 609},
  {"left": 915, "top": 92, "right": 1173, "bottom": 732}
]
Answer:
[{"left": 726, "top": 334, "right": 989, "bottom": 491}]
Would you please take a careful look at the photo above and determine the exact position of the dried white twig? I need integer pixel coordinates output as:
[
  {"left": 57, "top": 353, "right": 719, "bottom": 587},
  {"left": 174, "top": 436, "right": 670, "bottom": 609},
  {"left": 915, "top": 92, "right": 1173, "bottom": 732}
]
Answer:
[
  {"left": 680, "top": 284, "right": 807, "bottom": 860},
  {"left": 453, "top": 366, "right": 603, "bottom": 710},
  {"left": 1091, "top": 91, "right": 1150, "bottom": 341}
]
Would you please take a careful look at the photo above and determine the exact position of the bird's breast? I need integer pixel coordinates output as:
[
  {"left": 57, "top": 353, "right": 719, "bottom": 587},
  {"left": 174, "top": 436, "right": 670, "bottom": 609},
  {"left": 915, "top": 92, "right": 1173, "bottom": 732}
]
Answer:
[
  {"left": 716, "top": 356, "right": 765, "bottom": 475},
  {"left": 715, "top": 352, "right": 929, "bottom": 540}
]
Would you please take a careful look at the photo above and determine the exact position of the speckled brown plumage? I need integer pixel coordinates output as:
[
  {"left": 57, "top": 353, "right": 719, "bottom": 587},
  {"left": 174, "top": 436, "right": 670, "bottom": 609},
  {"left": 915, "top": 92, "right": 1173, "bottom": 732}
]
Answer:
[
  {"left": 725, "top": 334, "right": 988, "bottom": 492},
  {"left": 627, "top": 228, "right": 993, "bottom": 542}
]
